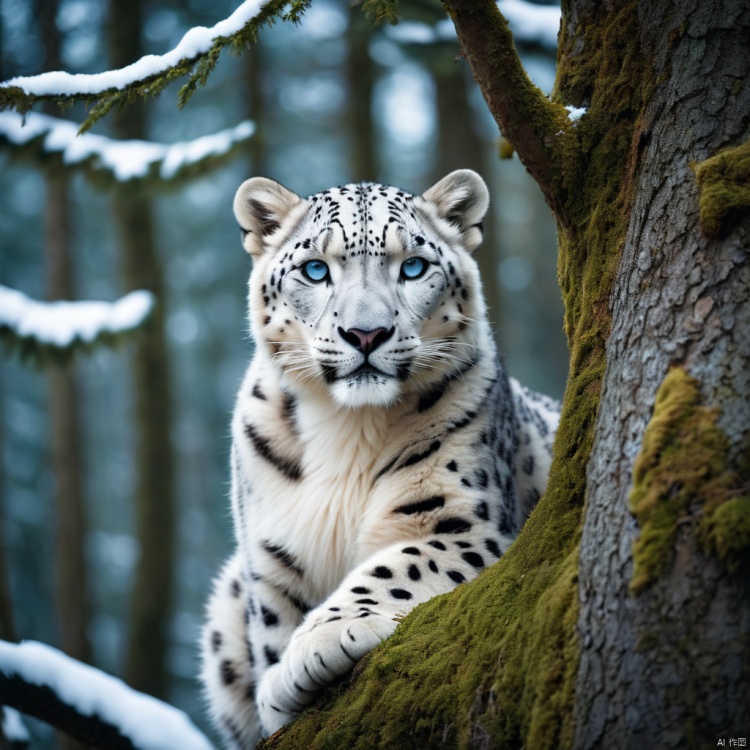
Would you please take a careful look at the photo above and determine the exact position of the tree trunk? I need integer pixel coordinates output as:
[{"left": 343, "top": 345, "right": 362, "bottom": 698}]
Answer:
[
  {"left": 572, "top": 1, "right": 750, "bottom": 744},
  {"left": 259, "top": 1, "right": 749, "bottom": 747},
  {"left": 347, "top": 6, "right": 378, "bottom": 183},
  {"left": 45, "top": 163, "right": 92, "bottom": 669},
  {"left": 108, "top": 0, "right": 175, "bottom": 700},
  {"left": 37, "top": 6, "right": 92, "bottom": 750},
  {"left": 433, "top": 61, "right": 501, "bottom": 340}
]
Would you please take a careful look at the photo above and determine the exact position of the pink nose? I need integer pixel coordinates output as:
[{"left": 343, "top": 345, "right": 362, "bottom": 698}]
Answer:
[{"left": 339, "top": 327, "right": 394, "bottom": 356}]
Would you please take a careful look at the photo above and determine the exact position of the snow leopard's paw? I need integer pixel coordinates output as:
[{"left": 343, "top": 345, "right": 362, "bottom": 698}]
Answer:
[{"left": 256, "top": 611, "right": 397, "bottom": 734}]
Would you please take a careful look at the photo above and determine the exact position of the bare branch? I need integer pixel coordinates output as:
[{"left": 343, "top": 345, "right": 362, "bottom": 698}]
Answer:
[{"left": 442, "top": 0, "right": 572, "bottom": 225}]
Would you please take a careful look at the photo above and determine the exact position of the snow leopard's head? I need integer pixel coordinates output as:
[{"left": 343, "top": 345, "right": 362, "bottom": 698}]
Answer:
[{"left": 234, "top": 170, "right": 490, "bottom": 408}]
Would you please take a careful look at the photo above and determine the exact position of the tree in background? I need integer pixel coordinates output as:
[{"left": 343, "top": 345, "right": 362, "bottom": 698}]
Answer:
[
  {"left": 3, "top": 0, "right": 744, "bottom": 747},
  {"left": 108, "top": 0, "right": 176, "bottom": 700}
]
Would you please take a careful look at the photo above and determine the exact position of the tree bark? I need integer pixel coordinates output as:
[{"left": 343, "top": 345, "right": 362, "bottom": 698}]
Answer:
[
  {"left": 347, "top": 7, "right": 378, "bottom": 184},
  {"left": 573, "top": 2, "right": 750, "bottom": 745},
  {"left": 37, "top": 0, "right": 92, "bottom": 683},
  {"left": 260, "top": 1, "right": 750, "bottom": 747},
  {"left": 108, "top": 0, "right": 176, "bottom": 700}
]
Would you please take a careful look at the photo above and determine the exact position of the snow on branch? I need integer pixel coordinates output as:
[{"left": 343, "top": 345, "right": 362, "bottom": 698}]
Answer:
[
  {"left": 0, "top": 112, "right": 255, "bottom": 184},
  {"left": 0, "top": 286, "right": 155, "bottom": 364},
  {"left": 0, "top": 0, "right": 310, "bottom": 132},
  {"left": 385, "top": 0, "right": 560, "bottom": 50},
  {"left": 0, "top": 640, "right": 215, "bottom": 750}
]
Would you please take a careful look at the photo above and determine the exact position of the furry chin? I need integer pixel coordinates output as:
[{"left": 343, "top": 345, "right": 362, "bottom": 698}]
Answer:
[{"left": 330, "top": 376, "right": 402, "bottom": 408}]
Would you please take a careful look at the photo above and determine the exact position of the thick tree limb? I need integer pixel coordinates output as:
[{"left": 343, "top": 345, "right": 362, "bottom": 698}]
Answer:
[
  {"left": 0, "top": 640, "right": 215, "bottom": 750},
  {"left": 0, "top": 673, "right": 135, "bottom": 750},
  {"left": 442, "top": 0, "right": 572, "bottom": 226}
]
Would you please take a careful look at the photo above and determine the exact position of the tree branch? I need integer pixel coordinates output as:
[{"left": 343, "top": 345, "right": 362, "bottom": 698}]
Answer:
[
  {"left": 0, "top": 0, "right": 310, "bottom": 133},
  {"left": 442, "top": 0, "right": 572, "bottom": 226},
  {"left": 0, "top": 640, "right": 215, "bottom": 750},
  {"left": 0, "top": 112, "right": 256, "bottom": 188},
  {"left": 0, "top": 286, "right": 155, "bottom": 366}
]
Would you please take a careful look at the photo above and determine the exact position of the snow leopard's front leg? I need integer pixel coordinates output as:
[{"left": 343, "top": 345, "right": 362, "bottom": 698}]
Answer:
[{"left": 257, "top": 535, "right": 499, "bottom": 734}]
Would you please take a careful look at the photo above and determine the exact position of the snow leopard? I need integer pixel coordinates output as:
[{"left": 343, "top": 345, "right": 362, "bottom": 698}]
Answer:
[{"left": 200, "top": 170, "right": 560, "bottom": 747}]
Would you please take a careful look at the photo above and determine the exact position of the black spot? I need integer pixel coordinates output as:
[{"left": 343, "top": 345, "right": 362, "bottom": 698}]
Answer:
[
  {"left": 475, "top": 469, "right": 489, "bottom": 488},
  {"left": 447, "top": 570, "right": 466, "bottom": 584},
  {"left": 262, "top": 541, "right": 304, "bottom": 577},
  {"left": 434, "top": 517, "right": 472, "bottom": 535},
  {"left": 474, "top": 501, "right": 490, "bottom": 521},
  {"left": 373, "top": 454, "right": 399, "bottom": 483},
  {"left": 456, "top": 540, "right": 472, "bottom": 549},
  {"left": 230, "top": 579, "right": 242, "bottom": 598},
  {"left": 355, "top": 598, "right": 379, "bottom": 605},
  {"left": 462, "top": 551, "right": 485, "bottom": 568},
  {"left": 461, "top": 477, "right": 472, "bottom": 487},
  {"left": 428, "top": 540, "right": 446, "bottom": 550},
  {"left": 402, "top": 547, "right": 421, "bottom": 556},
  {"left": 329, "top": 607, "right": 340, "bottom": 611},
  {"left": 390, "top": 588, "right": 413, "bottom": 600},
  {"left": 408, "top": 564, "right": 421, "bottom": 581},
  {"left": 428, "top": 560, "right": 439, "bottom": 573},
  {"left": 394, "top": 496, "right": 445, "bottom": 515},
  {"left": 523, "top": 455, "right": 535, "bottom": 476},
  {"left": 220, "top": 659, "right": 237, "bottom": 686},
  {"left": 327, "top": 616, "right": 342, "bottom": 623},
  {"left": 264, "top": 645, "right": 279, "bottom": 665},
  {"left": 417, "top": 356, "right": 479, "bottom": 412},
  {"left": 397, "top": 440, "right": 441, "bottom": 470},
  {"left": 351, "top": 586, "right": 371, "bottom": 594},
  {"left": 446, "top": 460, "right": 458, "bottom": 472},
  {"left": 261, "top": 605, "right": 279, "bottom": 627},
  {"left": 245, "top": 423, "right": 302, "bottom": 481},
  {"left": 371, "top": 566, "right": 393, "bottom": 579},
  {"left": 211, "top": 630, "right": 222, "bottom": 653},
  {"left": 251, "top": 383, "right": 266, "bottom": 400},
  {"left": 485, "top": 538, "right": 502, "bottom": 558}
]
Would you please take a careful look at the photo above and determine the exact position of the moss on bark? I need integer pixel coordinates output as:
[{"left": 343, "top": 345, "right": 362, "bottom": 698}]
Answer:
[
  {"left": 692, "top": 139, "right": 750, "bottom": 239},
  {"left": 629, "top": 368, "right": 750, "bottom": 595},
  {"left": 260, "top": 4, "right": 660, "bottom": 749}
]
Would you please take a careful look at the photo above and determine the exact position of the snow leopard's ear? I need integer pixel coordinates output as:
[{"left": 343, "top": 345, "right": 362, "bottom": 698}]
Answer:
[
  {"left": 421, "top": 170, "right": 489, "bottom": 253},
  {"left": 233, "top": 177, "right": 302, "bottom": 257}
]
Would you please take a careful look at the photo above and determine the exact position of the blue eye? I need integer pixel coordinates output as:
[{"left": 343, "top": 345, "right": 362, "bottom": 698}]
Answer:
[
  {"left": 302, "top": 260, "right": 329, "bottom": 283},
  {"left": 401, "top": 257, "right": 427, "bottom": 280}
]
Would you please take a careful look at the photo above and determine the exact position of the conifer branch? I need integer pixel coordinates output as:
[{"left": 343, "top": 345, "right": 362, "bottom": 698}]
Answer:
[
  {"left": 0, "top": 112, "right": 255, "bottom": 188},
  {"left": 0, "top": 287, "right": 155, "bottom": 366},
  {"left": 0, "top": 0, "right": 310, "bottom": 133}
]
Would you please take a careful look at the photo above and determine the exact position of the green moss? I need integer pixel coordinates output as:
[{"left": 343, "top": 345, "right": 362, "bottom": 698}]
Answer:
[
  {"left": 629, "top": 368, "right": 750, "bottom": 594},
  {"left": 260, "top": 474, "right": 581, "bottom": 750},
  {"left": 260, "top": 4, "right": 662, "bottom": 749},
  {"left": 692, "top": 139, "right": 750, "bottom": 239}
]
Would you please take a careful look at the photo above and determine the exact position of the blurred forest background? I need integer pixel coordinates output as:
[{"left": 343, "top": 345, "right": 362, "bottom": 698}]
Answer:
[{"left": 0, "top": 0, "right": 565, "bottom": 744}]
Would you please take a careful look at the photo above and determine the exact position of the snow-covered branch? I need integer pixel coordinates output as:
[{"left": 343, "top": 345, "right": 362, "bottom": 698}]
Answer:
[
  {"left": 0, "top": 640, "right": 215, "bottom": 750},
  {"left": 0, "top": 0, "right": 310, "bottom": 132},
  {"left": 385, "top": 0, "right": 560, "bottom": 50},
  {"left": 0, "top": 112, "right": 255, "bottom": 184},
  {"left": 0, "top": 286, "right": 155, "bottom": 363}
]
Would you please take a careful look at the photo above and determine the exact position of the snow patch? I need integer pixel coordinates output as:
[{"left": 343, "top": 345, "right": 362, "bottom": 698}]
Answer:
[
  {"left": 565, "top": 105, "right": 587, "bottom": 122},
  {"left": 1, "top": 0, "right": 266, "bottom": 97},
  {"left": 2, "top": 707, "right": 30, "bottom": 743},
  {"left": 0, "top": 286, "right": 155, "bottom": 348},
  {"left": 0, "top": 640, "right": 214, "bottom": 750},
  {"left": 385, "top": 1, "right": 560, "bottom": 49},
  {"left": 0, "top": 112, "right": 255, "bottom": 181}
]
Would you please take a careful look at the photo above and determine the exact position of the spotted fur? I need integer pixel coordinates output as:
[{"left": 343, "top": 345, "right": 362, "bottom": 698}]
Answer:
[{"left": 200, "top": 170, "right": 560, "bottom": 746}]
